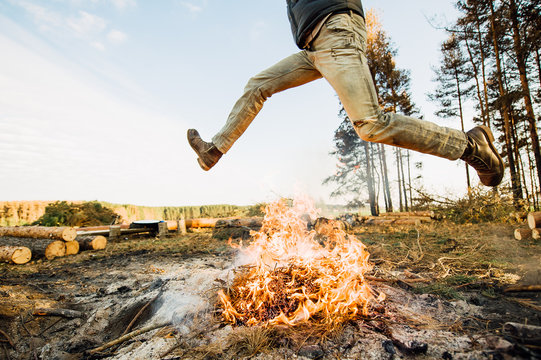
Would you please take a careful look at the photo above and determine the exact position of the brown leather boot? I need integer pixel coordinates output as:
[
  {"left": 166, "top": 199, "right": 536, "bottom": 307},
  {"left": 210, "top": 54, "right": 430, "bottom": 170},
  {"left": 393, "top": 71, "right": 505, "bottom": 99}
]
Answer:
[
  {"left": 460, "top": 125, "right": 504, "bottom": 187},
  {"left": 187, "top": 129, "right": 223, "bottom": 171}
]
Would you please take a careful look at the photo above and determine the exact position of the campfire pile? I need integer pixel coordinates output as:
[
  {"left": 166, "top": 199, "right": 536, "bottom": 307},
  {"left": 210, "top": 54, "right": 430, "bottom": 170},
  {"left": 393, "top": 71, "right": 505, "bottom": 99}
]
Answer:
[{"left": 218, "top": 199, "right": 384, "bottom": 329}]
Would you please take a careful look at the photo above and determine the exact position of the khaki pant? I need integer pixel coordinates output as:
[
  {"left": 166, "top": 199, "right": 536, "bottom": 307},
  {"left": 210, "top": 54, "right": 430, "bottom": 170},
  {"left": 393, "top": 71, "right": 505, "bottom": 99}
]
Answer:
[{"left": 213, "top": 12, "right": 467, "bottom": 160}]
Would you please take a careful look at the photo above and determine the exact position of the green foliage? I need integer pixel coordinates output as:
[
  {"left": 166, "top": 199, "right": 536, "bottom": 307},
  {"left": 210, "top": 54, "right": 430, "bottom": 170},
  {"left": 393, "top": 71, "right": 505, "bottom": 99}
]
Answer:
[
  {"left": 415, "top": 186, "right": 524, "bottom": 224},
  {"left": 33, "top": 201, "right": 118, "bottom": 227}
]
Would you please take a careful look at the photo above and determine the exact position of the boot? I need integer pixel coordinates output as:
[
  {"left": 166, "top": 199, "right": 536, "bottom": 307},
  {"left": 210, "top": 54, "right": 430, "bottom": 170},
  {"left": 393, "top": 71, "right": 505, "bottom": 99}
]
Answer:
[
  {"left": 460, "top": 125, "right": 504, "bottom": 187},
  {"left": 187, "top": 129, "right": 223, "bottom": 171}
]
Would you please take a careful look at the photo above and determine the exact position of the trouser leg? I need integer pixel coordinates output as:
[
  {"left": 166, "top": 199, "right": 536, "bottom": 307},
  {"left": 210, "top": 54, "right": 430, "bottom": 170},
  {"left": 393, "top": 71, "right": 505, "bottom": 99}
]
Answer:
[
  {"left": 311, "top": 13, "right": 468, "bottom": 161},
  {"left": 212, "top": 52, "right": 321, "bottom": 154}
]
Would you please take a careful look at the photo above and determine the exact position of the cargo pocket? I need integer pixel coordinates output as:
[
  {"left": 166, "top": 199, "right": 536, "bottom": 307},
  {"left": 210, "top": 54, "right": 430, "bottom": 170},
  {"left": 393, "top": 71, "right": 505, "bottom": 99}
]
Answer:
[{"left": 325, "top": 14, "right": 350, "bottom": 32}]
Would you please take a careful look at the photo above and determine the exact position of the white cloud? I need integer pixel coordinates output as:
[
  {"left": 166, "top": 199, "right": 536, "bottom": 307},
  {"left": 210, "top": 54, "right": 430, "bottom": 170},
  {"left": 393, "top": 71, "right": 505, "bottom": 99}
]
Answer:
[
  {"left": 110, "top": 0, "right": 136, "bottom": 10},
  {"left": 91, "top": 41, "right": 106, "bottom": 51},
  {"left": 107, "top": 29, "right": 127, "bottom": 44},
  {"left": 67, "top": 10, "right": 106, "bottom": 36},
  {"left": 15, "top": 1, "right": 63, "bottom": 31},
  {"left": 181, "top": 1, "right": 203, "bottom": 14}
]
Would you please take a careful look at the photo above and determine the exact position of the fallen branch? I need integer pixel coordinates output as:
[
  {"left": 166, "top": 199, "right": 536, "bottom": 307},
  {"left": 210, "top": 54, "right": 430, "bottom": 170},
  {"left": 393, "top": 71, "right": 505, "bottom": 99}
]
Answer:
[
  {"left": 87, "top": 321, "right": 172, "bottom": 355},
  {"left": 121, "top": 294, "right": 159, "bottom": 337},
  {"left": 33, "top": 308, "right": 84, "bottom": 319},
  {"left": 0, "top": 329, "right": 14, "bottom": 348},
  {"left": 503, "top": 322, "right": 541, "bottom": 345},
  {"left": 503, "top": 285, "right": 541, "bottom": 293}
]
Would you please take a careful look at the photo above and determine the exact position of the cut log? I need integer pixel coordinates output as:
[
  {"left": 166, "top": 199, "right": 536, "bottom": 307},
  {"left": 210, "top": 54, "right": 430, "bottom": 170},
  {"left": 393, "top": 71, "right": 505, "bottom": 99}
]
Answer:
[
  {"left": 527, "top": 212, "right": 541, "bottom": 229},
  {"left": 65, "top": 241, "right": 80, "bottom": 255},
  {"left": 392, "top": 218, "right": 422, "bottom": 226},
  {"left": 33, "top": 308, "right": 84, "bottom": 318},
  {"left": 215, "top": 218, "right": 263, "bottom": 228},
  {"left": 35, "top": 240, "right": 66, "bottom": 260},
  {"left": 0, "top": 246, "right": 32, "bottom": 264},
  {"left": 533, "top": 228, "right": 541, "bottom": 240},
  {"left": 0, "top": 226, "right": 76, "bottom": 241},
  {"left": 514, "top": 228, "right": 533, "bottom": 241},
  {"left": 380, "top": 211, "right": 435, "bottom": 218},
  {"left": 503, "top": 322, "right": 541, "bottom": 345},
  {"left": 185, "top": 217, "right": 263, "bottom": 229},
  {"left": 77, "top": 235, "right": 107, "bottom": 251},
  {"left": 0, "top": 238, "right": 65, "bottom": 260},
  {"left": 76, "top": 224, "right": 129, "bottom": 232}
]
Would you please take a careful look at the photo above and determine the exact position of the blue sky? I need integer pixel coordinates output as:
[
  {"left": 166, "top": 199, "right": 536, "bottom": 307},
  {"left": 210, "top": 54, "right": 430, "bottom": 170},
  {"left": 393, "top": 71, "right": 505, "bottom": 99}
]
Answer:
[{"left": 0, "top": 0, "right": 473, "bottom": 206}]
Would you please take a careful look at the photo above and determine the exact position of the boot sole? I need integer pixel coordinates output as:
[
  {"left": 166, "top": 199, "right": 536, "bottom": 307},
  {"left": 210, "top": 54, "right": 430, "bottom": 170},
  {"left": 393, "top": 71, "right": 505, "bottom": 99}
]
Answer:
[
  {"left": 187, "top": 129, "right": 212, "bottom": 171},
  {"left": 476, "top": 125, "right": 505, "bottom": 186}
]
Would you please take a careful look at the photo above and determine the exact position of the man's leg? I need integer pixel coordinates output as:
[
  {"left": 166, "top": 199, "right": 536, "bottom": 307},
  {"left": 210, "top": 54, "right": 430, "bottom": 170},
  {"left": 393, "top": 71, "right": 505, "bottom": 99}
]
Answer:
[
  {"left": 212, "top": 52, "right": 321, "bottom": 154},
  {"left": 188, "top": 51, "right": 321, "bottom": 170},
  {"left": 310, "top": 13, "right": 503, "bottom": 186},
  {"left": 311, "top": 13, "right": 467, "bottom": 160}
]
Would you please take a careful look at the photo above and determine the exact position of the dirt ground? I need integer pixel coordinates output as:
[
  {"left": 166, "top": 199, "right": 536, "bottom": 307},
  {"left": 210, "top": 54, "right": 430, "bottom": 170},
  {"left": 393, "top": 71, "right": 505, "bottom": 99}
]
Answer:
[{"left": 0, "top": 221, "right": 540, "bottom": 360}]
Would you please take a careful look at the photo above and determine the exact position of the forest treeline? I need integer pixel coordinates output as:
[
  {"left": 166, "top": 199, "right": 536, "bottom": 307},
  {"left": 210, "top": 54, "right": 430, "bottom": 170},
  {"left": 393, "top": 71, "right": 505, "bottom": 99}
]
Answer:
[{"left": 325, "top": 0, "right": 540, "bottom": 215}]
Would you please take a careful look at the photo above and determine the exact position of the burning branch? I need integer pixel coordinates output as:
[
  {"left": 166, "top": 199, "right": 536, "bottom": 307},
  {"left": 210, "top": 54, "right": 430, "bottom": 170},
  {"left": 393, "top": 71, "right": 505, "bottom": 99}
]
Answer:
[{"left": 218, "top": 199, "right": 383, "bottom": 329}]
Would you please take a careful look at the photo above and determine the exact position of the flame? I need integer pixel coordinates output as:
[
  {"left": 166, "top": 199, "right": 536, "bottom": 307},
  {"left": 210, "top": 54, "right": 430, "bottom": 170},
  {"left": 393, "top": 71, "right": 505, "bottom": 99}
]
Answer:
[{"left": 218, "top": 198, "right": 378, "bottom": 328}]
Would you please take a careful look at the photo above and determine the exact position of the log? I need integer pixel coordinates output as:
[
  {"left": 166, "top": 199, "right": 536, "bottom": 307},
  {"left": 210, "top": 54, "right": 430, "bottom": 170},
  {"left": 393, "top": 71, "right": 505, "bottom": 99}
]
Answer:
[
  {"left": 527, "top": 212, "right": 541, "bottom": 229},
  {"left": 0, "top": 238, "right": 65, "bottom": 260},
  {"left": 392, "top": 218, "right": 422, "bottom": 226},
  {"left": 504, "top": 285, "right": 541, "bottom": 293},
  {"left": 0, "top": 246, "right": 32, "bottom": 264},
  {"left": 65, "top": 241, "right": 79, "bottom": 255},
  {"left": 184, "top": 217, "right": 263, "bottom": 229},
  {"left": 35, "top": 240, "right": 66, "bottom": 260},
  {"left": 0, "top": 226, "right": 76, "bottom": 241},
  {"left": 76, "top": 225, "right": 129, "bottom": 232},
  {"left": 533, "top": 228, "right": 541, "bottom": 240},
  {"left": 33, "top": 308, "right": 84, "bottom": 318},
  {"left": 503, "top": 322, "right": 541, "bottom": 345},
  {"left": 514, "top": 228, "right": 533, "bottom": 241},
  {"left": 380, "top": 211, "right": 435, "bottom": 218},
  {"left": 77, "top": 236, "right": 107, "bottom": 251}
]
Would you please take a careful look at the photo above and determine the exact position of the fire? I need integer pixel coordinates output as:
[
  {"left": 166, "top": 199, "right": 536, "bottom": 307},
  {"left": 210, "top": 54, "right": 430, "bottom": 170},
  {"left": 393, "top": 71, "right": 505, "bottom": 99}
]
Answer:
[{"left": 218, "top": 198, "right": 381, "bottom": 328}]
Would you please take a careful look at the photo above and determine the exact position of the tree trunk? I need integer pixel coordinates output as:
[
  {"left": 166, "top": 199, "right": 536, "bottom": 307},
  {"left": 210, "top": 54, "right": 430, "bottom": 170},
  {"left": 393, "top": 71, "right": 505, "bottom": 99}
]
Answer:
[
  {"left": 0, "top": 226, "right": 76, "bottom": 241},
  {"left": 379, "top": 144, "right": 393, "bottom": 212},
  {"left": 0, "top": 246, "right": 32, "bottom": 264},
  {"left": 508, "top": 0, "right": 541, "bottom": 193},
  {"left": 454, "top": 67, "right": 471, "bottom": 190},
  {"left": 399, "top": 150, "right": 409, "bottom": 211},
  {"left": 364, "top": 141, "right": 379, "bottom": 216},
  {"left": 489, "top": 1, "right": 522, "bottom": 204},
  {"left": 77, "top": 235, "right": 107, "bottom": 251},
  {"left": 396, "top": 149, "right": 404, "bottom": 212}
]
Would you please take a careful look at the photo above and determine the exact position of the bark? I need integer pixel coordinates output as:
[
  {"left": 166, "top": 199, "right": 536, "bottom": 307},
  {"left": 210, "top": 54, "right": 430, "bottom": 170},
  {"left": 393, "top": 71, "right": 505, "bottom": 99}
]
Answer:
[
  {"left": 0, "top": 238, "right": 65, "bottom": 260},
  {"left": 0, "top": 226, "right": 76, "bottom": 241},
  {"left": 77, "top": 235, "right": 107, "bottom": 251},
  {"left": 508, "top": 0, "right": 541, "bottom": 192},
  {"left": 514, "top": 228, "right": 532, "bottom": 240},
  {"left": 454, "top": 65, "right": 471, "bottom": 189},
  {"left": 185, "top": 217, "right": 263, "bottom": 229},
  {"left": 503, "top": 322, "right": 541, "bottom": 345},
  {"left": 0, "top": 246, "right": 31, "bottom": 264},
  {"left": 489, "top": 1, "right": 522, "bottom": 203},
  {"left": 364, "top": 142, "right": 379, "bottom": 216}
]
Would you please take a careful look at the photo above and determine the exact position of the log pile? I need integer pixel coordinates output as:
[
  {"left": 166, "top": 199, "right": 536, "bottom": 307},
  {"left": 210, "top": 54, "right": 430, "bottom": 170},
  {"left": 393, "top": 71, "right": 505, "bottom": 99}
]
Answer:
[
  {"left": 0, "top": 225, "right": 110, "bottom": 264},
  {"left": 357, "top": 211, "right": 438, "bottom": 227},
  {"left": 514, "top": 211, "right": 541, "bottom": 241}
]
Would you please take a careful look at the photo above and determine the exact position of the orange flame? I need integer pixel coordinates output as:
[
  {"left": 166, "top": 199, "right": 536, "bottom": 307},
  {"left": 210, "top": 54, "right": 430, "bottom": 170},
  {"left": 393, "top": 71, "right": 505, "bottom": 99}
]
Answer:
[{"left": 218, "top": 198, "right": 378, "bottom": 328}]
